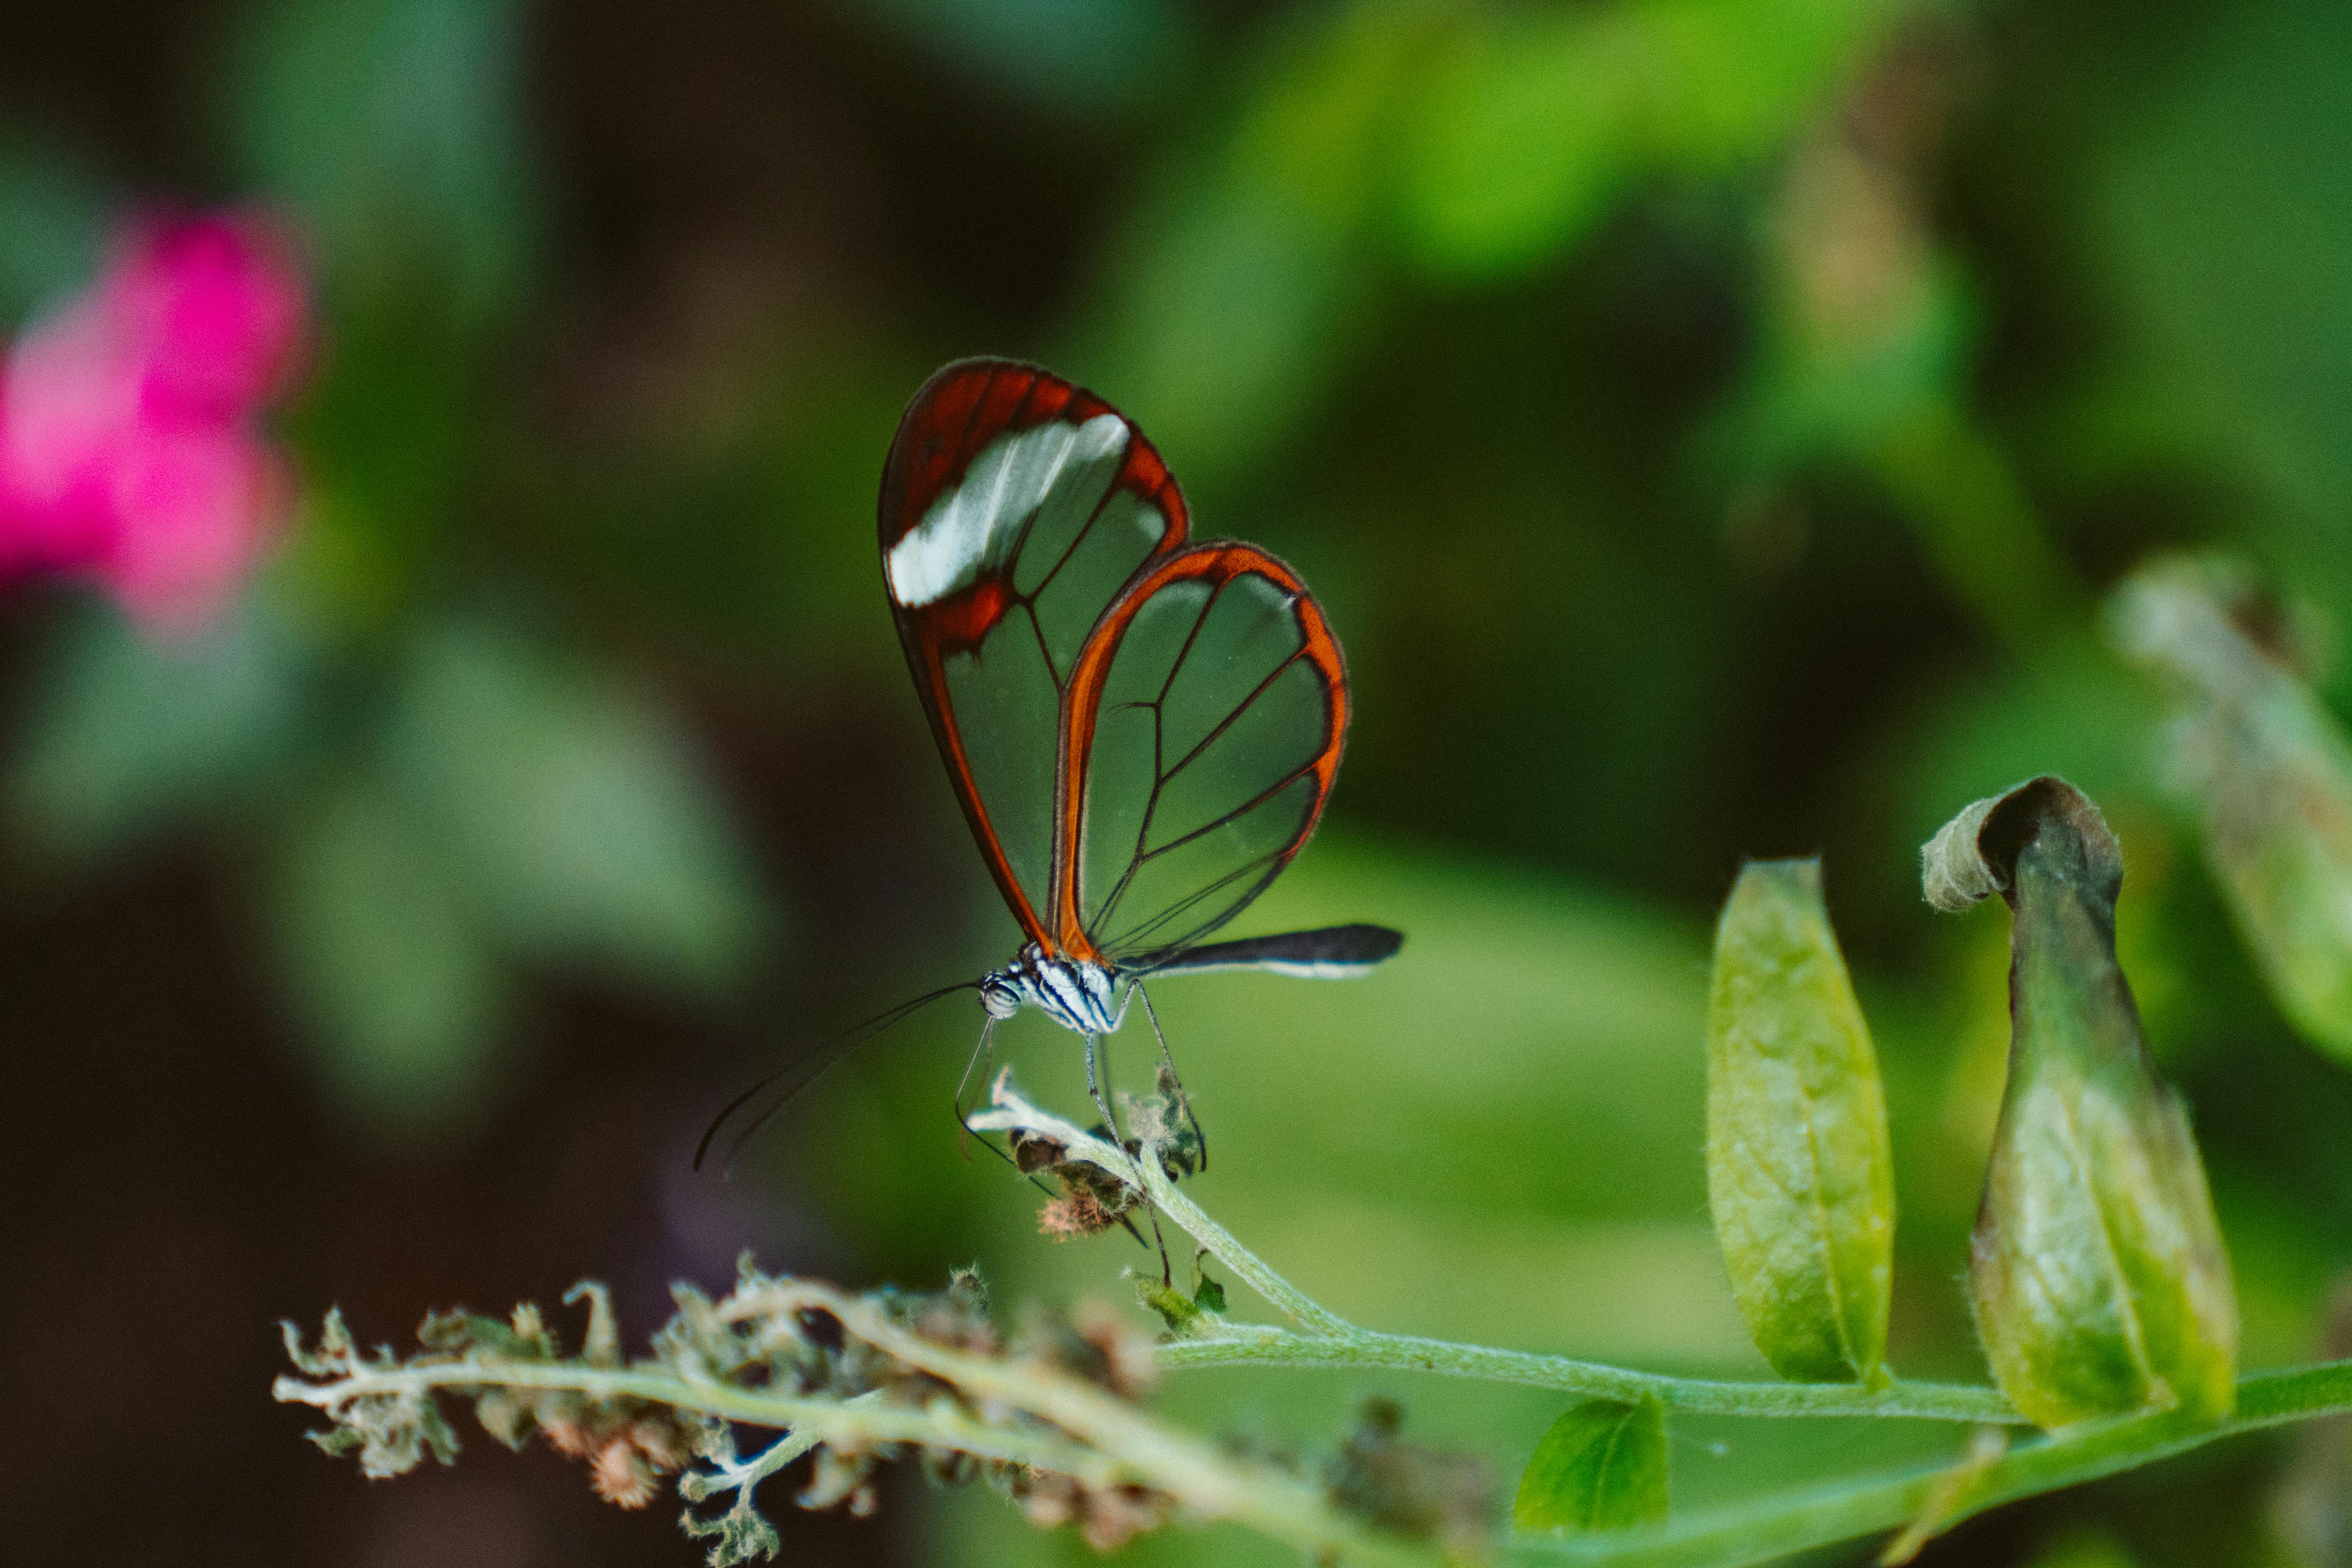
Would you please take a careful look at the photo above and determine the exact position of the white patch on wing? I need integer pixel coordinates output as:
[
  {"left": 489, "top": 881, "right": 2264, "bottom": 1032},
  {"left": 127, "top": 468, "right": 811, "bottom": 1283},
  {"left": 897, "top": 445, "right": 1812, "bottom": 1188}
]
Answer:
[{"left": 887, "top": 414, "right": 1127, "bottom": 607}]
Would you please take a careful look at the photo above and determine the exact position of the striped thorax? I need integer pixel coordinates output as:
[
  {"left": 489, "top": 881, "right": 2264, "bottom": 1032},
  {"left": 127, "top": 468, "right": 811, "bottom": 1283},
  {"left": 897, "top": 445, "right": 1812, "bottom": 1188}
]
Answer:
[{"left": 980, "top": 944, "right": 1121, "bottom": 1034}]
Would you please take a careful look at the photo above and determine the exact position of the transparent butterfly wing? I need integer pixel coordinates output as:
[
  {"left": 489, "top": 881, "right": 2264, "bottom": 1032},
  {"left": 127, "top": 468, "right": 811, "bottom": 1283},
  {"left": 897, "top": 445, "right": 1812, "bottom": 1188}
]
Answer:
[{"left": 879, "top": 360, "right": 1188, "bottom": 944}]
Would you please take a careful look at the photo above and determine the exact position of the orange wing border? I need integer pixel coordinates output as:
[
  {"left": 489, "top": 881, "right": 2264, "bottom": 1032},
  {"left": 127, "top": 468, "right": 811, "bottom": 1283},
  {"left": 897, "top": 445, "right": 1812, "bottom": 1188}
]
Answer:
[
  {"left": 1049, "top": 543, "right": 1350, "bottom": 963},
  {"left": 877, "top": 358, "right": 1190, "bottom": 951}
]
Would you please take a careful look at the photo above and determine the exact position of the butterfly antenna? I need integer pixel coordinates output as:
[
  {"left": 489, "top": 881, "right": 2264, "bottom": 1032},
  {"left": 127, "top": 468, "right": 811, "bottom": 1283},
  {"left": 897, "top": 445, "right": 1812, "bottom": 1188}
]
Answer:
[
  {"left": 952, "top": 1016, "right": 998, "bottom": 1160},
  {"left": 696, "top": 979, "right": 978, "bottom": 1174},
  {"left": 949, "top": 1018, "right": 1064, "bottom": 1196}
]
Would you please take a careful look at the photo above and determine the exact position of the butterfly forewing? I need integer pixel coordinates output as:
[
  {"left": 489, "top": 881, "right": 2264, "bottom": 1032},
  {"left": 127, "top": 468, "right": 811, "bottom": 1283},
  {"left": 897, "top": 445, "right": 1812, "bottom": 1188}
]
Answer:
[
  {"left": 880, "top": 360, "right": 1189, "bottom": 944},
  {"left": 1056, "top": 546, "right": 1347, "bottom": 964}
]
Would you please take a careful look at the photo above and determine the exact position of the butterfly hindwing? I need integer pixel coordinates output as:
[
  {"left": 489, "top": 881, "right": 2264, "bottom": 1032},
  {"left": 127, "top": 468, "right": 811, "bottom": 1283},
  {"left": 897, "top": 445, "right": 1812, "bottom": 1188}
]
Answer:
[
  {"left": 879, "top": 360, "right": 1190, "bottom": 945},
  {"left": 1054, "top": 544, "right": 1348, "bottom": 963}
]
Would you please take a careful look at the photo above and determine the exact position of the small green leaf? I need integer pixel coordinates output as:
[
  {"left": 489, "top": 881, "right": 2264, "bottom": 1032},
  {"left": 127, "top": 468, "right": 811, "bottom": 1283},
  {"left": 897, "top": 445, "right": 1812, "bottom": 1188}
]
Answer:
[
  {"left": 1134, "top": 1276, "right": 1199, "bottom": 1334},
  {"left": 564, "top": 1282, "right": 622, "bottom": 1368},
  {"left": 1706, "top": 858, "right": 1895, "bottom": 1385},
  {"left": 1511, "top": 1396, "right": 1667, "bottom": 1534},
  {"left": 1924, "top": 776, "right": 2239, "bottom": 1429}
]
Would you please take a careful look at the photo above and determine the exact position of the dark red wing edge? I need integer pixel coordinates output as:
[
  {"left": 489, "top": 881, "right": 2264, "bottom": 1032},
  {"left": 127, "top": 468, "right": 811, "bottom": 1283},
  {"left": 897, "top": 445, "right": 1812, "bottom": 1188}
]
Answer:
[
  {"left": 877, "top": 358, "right": 1192, "bottom": 952},
  {"left": 878, "top": 359, "right": 1188, "bottom": 559}
]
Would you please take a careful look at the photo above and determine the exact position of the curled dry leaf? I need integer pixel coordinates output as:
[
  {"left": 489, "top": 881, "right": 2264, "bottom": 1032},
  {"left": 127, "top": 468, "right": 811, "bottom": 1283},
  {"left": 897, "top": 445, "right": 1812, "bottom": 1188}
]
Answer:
[{"left": 1924, "top": 776, "right": 2237, "bottom": 1428}]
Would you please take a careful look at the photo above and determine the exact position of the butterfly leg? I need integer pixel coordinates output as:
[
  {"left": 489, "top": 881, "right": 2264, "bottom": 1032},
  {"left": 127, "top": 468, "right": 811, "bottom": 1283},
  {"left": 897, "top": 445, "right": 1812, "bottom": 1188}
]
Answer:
[
  {"left": 1088, "top": 1024, "right": 1176, "bottom": 1272},
  {"left": 1142, "top": 1181, "right": 1174, "bottom": 1285},
  {"left": 1135, "top": 983, "right": 1207, "bottom": 1174},
  {"left": 1084, "top": 1030, "right": 1123, "bottom": 1147}
]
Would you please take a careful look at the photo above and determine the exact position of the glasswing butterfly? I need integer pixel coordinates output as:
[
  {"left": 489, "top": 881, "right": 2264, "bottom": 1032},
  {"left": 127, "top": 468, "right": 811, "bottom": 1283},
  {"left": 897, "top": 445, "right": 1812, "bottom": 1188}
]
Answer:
[{"left": 702, "top": 359, "right": 1399, "bottom": 1170}]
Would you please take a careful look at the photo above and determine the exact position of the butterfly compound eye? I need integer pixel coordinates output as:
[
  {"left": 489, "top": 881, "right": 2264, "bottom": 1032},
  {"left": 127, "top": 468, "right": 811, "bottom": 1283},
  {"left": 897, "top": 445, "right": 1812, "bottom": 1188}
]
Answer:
[{"left": 980, "top": 976, "right": 1022, "bottom": 1020}]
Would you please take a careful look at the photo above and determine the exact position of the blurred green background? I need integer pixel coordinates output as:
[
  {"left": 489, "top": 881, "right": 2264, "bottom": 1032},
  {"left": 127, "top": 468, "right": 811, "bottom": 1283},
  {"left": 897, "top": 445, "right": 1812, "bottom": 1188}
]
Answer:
[{"left": 5, "top": 1, "right": 2352, "bottom": 1564}]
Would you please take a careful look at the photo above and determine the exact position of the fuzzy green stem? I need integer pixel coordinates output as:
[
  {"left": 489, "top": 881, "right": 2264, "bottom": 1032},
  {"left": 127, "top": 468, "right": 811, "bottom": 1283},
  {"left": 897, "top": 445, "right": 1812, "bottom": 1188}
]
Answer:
[
  {"left": 1501, "top": 1358, "right": 2352, "bottom": 1566},
  {"left": 1158, "top": 1326, "right": 2018, "bottom": 1423}
]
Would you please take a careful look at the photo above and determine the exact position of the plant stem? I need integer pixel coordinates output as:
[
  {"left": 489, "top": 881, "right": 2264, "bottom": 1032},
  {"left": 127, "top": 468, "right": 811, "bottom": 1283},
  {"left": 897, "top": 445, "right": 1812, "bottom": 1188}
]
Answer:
[
  {"left": 1500, "top": 1358, "right": 2352, "bottom": 1566},
  {"left": 1158, "top": 1326, "right": 2018, "bottom": 1423},
  {"left": 973, "top": 1078, "right": 2017, "bottom": 1423}
]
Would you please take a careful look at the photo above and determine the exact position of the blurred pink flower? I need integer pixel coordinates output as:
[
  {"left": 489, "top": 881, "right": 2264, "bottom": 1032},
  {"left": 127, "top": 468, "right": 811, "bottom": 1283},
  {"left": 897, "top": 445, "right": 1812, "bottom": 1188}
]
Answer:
[{"left": 0, "top": 211, "right": 306, "bottom": 634}]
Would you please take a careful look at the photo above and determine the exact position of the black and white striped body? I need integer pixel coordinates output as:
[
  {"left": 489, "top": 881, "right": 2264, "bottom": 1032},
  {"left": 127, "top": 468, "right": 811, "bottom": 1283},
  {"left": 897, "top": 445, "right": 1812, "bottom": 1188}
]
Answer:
[
  {"left": 975, "top": 923, "right": 1405, "bottom": 1036},
  {"left": 980, "top": 944, "right": 1124, "bottom": 1035}
]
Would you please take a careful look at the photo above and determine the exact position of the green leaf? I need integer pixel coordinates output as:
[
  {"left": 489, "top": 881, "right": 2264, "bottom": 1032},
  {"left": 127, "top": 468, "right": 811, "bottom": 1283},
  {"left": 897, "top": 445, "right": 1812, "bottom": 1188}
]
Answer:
[
  {"left": 228, "top": 0, "right": 538, "bottom": 323},
  {"left": 1394, "top": 11, "right": 1639, "bottom": 280},
  {"left": 1706, "top": 858, "right": 1896, "bottom": 1385},
  {"left": 385, "top": 615, "right": 772, "bottom": 996},
  {"left": 1638, "top": 0, "right": 1891, "bottom": 172},
  {"left": 269, "top": 770, "right": 509, "bottom": 1142},
  {"left": 10, "top": 599, "right": 310, "bottom": 864},
  {"left": 1924, "top": 776, "right": 2239, "bottom": 1429},
  {"left": 1394, "top": 0, "right": 1893, "bottom": 283},
  {"left": 1511, "top": 1396, "right": 1667, "bottom": 1534},
  {"left": 2111, "top": 556, "right": 2352, "bottom": 1063},
  {"left": 1065, "top": 5, "right": 1430, "bottom": 486}
]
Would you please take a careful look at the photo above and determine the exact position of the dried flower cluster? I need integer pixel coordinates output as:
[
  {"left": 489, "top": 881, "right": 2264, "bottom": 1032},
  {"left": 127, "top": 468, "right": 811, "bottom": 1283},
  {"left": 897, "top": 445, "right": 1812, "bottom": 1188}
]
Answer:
[
  {"left": 278, "top": 1259, "right": 1179, "bottom": 1564},
  {"left": 429, "top": 1288, "right": 699, "bottom": 1509}
]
